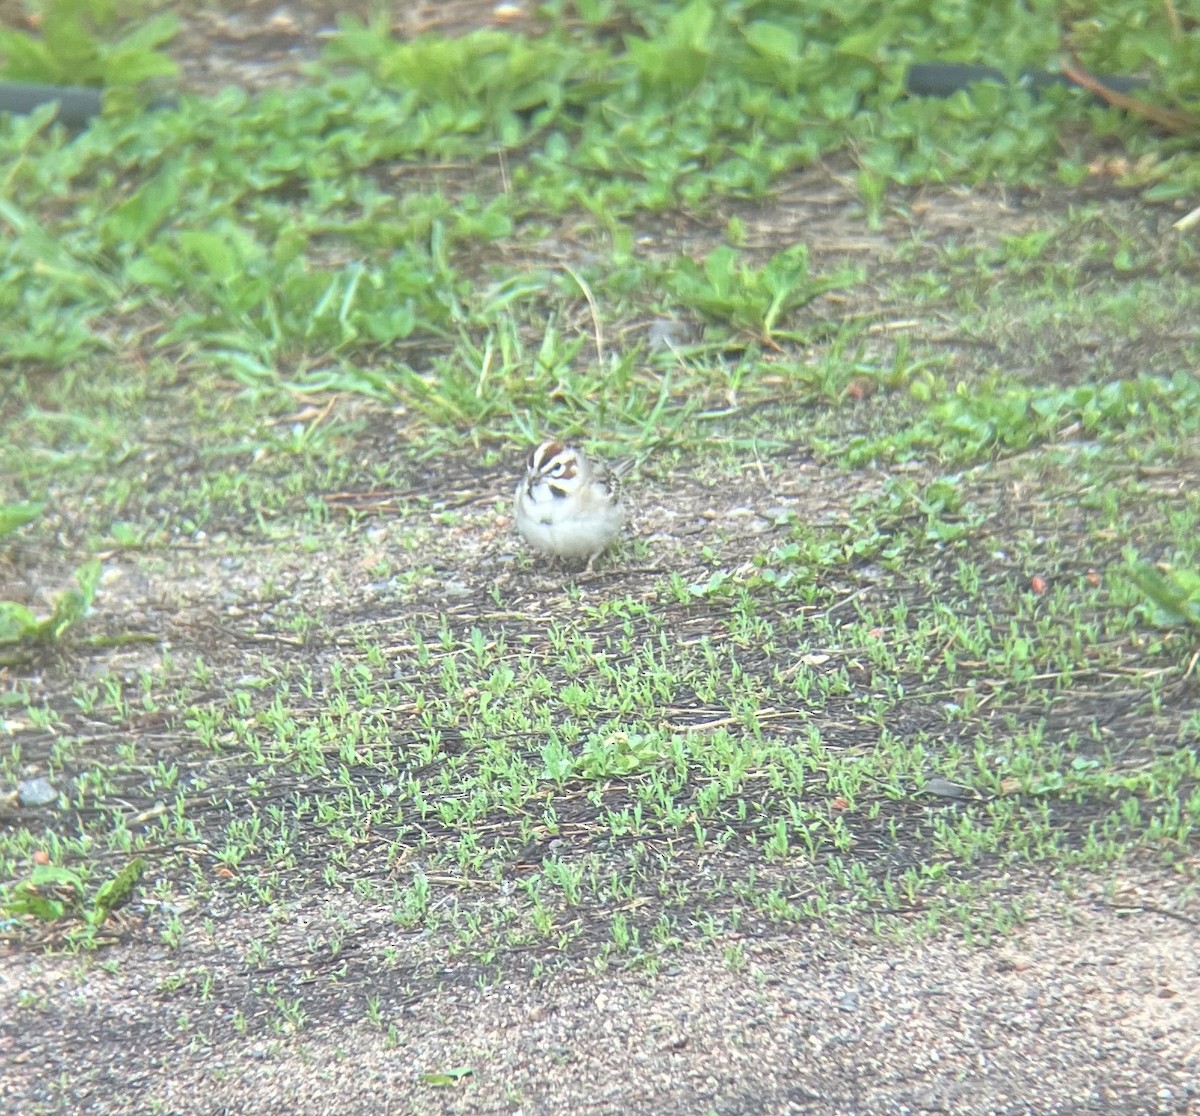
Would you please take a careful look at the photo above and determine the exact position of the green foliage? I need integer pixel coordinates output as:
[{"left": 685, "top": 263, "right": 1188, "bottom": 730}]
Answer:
[
  {"left": 0, "top": 501, "right": 44, "bottom": 537},
  {"left": 1, "top": 0, "right": 1197, "bottom": 403},
  {"left": 0, "top": 558, "right": 101, "bottom": 646},
  {"left": 1, "top": 858, "right": 146, "bottom": 929},
  {"left": 846, "top": 372, "right": 1200, "bottom": 466},
  {"left": 626, "top": 0, "right": 716, "bottom": 98},
  {"left": 575, "top": 730, "right": 666, "bottom": 778},
  {"left": 0, "top": 0, "right": 178, "bottom": 88},
  {"left": 421, "top": 1067, "right": 474, "bottom": 1088},
  {"left": 665, "top": 245, "right": 860, "bottom": 341},
  {"left": 1127, "top": 562, "right": 1200, "bottom": 630},
  {"left": 1069, "top": 0, "right": 1200, "bottom": 102},
  {"left": 324, "top": 18, "right": 603, "bottom": 149},
  {"left": 90, "top": 856, "right": 147, "bottom": 922}
]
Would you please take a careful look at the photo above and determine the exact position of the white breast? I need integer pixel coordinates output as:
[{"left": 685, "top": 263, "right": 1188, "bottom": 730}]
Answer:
[{"left": 514, "top": 478, "right": 624, "bottom": 560}]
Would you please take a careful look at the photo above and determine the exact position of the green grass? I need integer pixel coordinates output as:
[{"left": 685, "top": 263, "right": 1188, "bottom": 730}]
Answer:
[{"left": 1, "top": 0, "right": 1198, "bottom": 1021}]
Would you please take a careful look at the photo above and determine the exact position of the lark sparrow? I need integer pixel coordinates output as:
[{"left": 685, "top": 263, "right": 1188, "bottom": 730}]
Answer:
[{"left": 513, "top": 440, "right": 625, "bottom": 570}]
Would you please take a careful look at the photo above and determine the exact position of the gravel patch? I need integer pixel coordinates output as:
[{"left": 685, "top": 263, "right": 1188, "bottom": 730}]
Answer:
[{"left": 2, "top": 882, "right": 1195, "bottom": 1115}]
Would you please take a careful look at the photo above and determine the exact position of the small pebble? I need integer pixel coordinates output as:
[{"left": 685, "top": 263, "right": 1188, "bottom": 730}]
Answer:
[
  {"left": 922, "top": 777, "right": 971, "bottom": 799},
  {"left": 18, "top": 777, "right": 57, "bottom": 807}
]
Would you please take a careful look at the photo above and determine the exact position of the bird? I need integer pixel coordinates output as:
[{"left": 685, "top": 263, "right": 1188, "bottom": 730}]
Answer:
[{"left": 513, "top": 440, "right": 626, "bottom": 571}]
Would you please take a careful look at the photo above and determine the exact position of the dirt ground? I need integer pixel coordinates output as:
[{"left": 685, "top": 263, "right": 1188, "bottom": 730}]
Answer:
[
  {"left": 2, "top": 3, "right": 1199, "bottom": 1114},
  {"left": 2, "top": 874, "right": 1197, "bottom": 1114}
]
